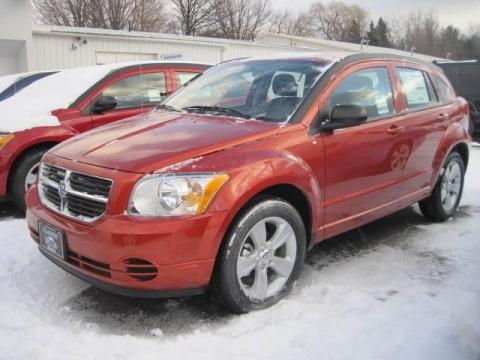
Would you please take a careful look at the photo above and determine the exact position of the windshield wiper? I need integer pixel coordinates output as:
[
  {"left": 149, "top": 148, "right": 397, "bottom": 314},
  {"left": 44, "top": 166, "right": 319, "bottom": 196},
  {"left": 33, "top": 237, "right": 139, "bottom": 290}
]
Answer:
[
  {"left": 182, "top": 105, "right": 251, "bottom": 119},
  {"left": 155, "top": 104, "right": 182, "bottom": 112}
]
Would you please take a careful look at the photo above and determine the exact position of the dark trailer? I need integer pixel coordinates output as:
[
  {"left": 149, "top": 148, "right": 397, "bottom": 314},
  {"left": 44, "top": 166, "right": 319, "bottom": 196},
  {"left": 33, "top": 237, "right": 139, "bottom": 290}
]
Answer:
[{"left": 435, "top": 60, "right": 480, "bottom": 135}]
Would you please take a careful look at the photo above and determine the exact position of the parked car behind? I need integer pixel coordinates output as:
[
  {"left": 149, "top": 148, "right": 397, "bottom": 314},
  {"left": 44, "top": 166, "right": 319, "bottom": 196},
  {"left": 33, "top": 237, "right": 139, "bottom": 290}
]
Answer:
[
  {"left": 435, "top": 60, "right": 480, "bottom": 135},
  {"left": 0, "top": 61, "right": 210, "bottom": 209},
  {"left": 27, "top": 53, "right": 470, "bottom": 313},
  {"left": 0, "top": 71, "right": 58, "bottom": 102}
]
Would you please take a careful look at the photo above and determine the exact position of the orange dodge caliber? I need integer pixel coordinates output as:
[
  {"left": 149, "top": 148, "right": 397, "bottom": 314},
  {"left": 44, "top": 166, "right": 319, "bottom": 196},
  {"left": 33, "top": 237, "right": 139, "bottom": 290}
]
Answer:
[{"left": 27, "top": 53, "right": 470, "bottom": 313}]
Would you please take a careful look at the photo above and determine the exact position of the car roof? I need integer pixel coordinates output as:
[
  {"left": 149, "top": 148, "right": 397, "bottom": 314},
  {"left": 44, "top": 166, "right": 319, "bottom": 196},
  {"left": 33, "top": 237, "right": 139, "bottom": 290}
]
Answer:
[
  {"left": 104, "top": 60, "right": 212, "bottom": 70},
  {"left": 228, "top": 51, "right": 440, "bottom": 70}
]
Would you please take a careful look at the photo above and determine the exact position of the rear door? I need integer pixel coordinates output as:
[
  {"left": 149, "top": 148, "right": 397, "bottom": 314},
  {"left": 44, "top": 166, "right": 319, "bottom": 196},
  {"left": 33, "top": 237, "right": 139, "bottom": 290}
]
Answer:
[
  {"left": 321, "top": 62, "right": 410, "bottom": 238},
  {"left": 391, "top": 64, "right": 450, "bottom": 196},
  {"left": 88, "top": 68, "right": 172, "bottom": 128}
]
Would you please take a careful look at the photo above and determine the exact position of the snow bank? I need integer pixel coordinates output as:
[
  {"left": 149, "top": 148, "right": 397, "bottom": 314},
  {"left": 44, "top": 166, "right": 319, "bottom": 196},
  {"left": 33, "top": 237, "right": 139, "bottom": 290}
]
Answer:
[{"left": 0, "top": 61, "right": 166, "bottom": 133}]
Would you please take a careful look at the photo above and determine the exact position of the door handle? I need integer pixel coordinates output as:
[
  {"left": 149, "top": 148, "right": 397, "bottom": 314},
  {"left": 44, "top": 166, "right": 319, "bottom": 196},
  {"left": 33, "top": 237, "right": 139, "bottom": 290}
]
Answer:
[
  {"left": 386, "top": 125, "right": 405, "bottom": 135},
  {"left": 437, "top": 113, "right": 450, "bottom": 121}
]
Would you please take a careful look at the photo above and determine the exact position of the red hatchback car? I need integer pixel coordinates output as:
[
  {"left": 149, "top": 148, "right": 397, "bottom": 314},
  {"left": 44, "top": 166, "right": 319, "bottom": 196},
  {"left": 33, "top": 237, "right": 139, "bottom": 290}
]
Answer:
[
  {"left": 27, "top": 53, "right": 470, "bottom": 313},
  {"left": 0, "top": 61, "right": 209, "bottom": 210}
]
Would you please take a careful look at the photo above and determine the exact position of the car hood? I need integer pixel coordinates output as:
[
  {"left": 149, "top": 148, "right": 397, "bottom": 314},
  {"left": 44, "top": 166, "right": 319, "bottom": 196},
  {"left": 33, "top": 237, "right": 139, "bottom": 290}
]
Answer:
[{"left": 50, "top": 111, "right": 279, "bottom": 173}]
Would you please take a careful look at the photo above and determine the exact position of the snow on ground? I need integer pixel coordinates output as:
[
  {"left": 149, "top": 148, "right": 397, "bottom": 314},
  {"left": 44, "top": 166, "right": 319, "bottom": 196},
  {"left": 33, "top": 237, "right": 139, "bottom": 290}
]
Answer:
[{"left": 1, "top": 148, "right": 480, "bottom": 360}]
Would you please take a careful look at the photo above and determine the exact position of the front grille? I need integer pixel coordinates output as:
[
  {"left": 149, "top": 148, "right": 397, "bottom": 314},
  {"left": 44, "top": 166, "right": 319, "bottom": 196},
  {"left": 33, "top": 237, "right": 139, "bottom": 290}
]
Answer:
[
  {"left": 69, "top": 172, "right": 111, "bottom": 197},
  {"left": 38, "top": 163, "right": 112, "bottom": 222}
]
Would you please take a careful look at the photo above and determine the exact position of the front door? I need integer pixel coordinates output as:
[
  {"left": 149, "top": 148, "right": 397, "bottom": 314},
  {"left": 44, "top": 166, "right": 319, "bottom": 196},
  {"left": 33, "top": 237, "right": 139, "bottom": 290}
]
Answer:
[{"left": 321, "top": 64, "right": 409, "bottom": 238}]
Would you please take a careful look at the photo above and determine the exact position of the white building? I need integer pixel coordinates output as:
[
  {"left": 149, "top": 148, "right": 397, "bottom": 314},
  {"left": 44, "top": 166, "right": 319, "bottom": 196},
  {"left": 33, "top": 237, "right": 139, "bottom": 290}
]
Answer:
[
  {"left": 0, "top": 0, "right": 444, "bottom": 76},
  {"left": 29, "top": 26, "right": 315, "bottom": 71},
  {"left": 0, "top": 0, "right": 33, "bottom": 75}
]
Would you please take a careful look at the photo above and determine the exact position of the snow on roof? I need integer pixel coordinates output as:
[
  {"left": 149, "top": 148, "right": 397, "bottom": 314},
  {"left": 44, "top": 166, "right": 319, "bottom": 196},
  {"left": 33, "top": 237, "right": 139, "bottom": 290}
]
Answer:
[
  {"left": 0, "top": 61, "right": 195, "bottom": 133},
  {"left": 256, "top": 33, "right": 446, "bottom": 62},
  {"left": 0, "top": 73, "right": 28, "bottom": 95}
]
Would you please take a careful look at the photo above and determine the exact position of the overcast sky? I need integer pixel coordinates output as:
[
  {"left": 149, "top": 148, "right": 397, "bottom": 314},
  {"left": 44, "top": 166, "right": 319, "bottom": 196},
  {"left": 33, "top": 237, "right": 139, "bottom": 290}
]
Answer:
[{"left": 274, "top": 0, "right": 480, "bottom": 31}]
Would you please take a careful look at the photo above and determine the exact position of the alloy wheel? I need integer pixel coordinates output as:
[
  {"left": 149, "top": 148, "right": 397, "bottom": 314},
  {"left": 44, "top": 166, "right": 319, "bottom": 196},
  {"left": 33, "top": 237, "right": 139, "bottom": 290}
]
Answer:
[
  {"left": 440, "top": 161, "right": 462, "bottom": 212},
  {"left": 24, "top": 162, "right": 40, "bottom": 192},
  {"left": 236, "top": 216, "right": 297, "bottom": 301}
]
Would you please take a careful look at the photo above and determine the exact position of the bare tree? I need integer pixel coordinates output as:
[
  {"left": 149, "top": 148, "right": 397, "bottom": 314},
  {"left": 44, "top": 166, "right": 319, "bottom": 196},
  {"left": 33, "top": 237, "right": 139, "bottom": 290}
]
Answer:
[
  {"left": 33, "top": 0, "right": 91, "bottom": 27},
  {"left": 306, "top": 1, "right": 367, "bottom": 42},
  {"left": 210, "top": 0, "right": 271, "bottom": 40},
  {"left": 33, "top": 0, "right": 170, "bottom": 32},
  {"left": 129, "top": 0, "right": 169, "bottom": 32},
  {"left": 389, "top": 10, "right": 439, "bottom": 55},
  {"left": 268, "top": 10, "right": 312, "bottom": 37},
  {"left": 169, "top": 0, "right": 214, "bottom": 35}
]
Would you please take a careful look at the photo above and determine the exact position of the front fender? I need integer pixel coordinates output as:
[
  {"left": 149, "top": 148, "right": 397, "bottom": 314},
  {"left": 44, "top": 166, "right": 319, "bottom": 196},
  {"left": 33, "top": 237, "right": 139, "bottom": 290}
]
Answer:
[
  {"left": 0, "top": 126, "right": 75, "bottom": 195},
  {"left": 201, "top": 148, "right": 322, "bottom": 233}
]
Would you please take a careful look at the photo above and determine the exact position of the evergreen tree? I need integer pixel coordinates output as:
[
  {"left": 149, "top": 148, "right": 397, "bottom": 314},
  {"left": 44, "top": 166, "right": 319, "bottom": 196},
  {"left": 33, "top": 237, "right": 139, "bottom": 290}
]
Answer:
[
  {"left": 367, "top": 18, "right": 391, "bottom": 47},
  {"left": 376, "top": 17, "right": 391, "bottom": 47},
  {"left": 366, "top": 20, "right": 377, "bottom": 45}
]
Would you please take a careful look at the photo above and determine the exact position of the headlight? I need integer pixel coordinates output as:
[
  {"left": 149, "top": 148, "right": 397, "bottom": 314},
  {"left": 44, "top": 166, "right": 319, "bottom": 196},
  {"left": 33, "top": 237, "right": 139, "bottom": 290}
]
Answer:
[
  {"left": 0, "top": 133, "right": 14, "bottom": 150},
  {"left": 127, "top": 173, "right": 229, "bottom": 216}
]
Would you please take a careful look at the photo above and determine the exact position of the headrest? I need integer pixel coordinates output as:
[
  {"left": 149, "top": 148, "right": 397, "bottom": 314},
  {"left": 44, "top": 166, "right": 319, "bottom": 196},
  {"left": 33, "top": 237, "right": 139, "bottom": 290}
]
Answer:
[{"left": 272, "top": 74, "right": 298, "bottom": 97}]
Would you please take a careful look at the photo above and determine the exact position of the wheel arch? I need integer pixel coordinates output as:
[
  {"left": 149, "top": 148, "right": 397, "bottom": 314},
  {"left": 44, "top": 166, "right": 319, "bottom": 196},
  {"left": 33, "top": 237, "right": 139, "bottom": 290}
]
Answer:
[
  {"left": 220, "top": 182, "right": 315, "bottom": 251},
  {"left": 451, "top": 142, "right": 469, "bottom": 169},
  {"left": 7, "top": 141, "right": 59, "bottom": 192}
]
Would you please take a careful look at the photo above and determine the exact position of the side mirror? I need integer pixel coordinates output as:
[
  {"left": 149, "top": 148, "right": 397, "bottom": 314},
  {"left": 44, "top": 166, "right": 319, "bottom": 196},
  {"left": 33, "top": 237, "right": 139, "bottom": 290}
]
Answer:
[
  {"left": 92, "top": 95, "right": 117, "bottom": 114},
  {"left": 321, "top": 104, "right": 368, "bottom": 131}
]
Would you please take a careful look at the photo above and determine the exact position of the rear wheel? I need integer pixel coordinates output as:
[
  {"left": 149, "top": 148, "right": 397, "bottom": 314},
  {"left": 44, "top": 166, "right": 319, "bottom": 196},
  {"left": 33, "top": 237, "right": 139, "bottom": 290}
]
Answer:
[
  {"left": 419, "top": 151, "right": 465, "bottom": 222},
  {"left": 211, "top": 198, "right": 306, "bottom": 313},
  {"left": 9, "top": 148, "right": 48, "bottom": 211}
]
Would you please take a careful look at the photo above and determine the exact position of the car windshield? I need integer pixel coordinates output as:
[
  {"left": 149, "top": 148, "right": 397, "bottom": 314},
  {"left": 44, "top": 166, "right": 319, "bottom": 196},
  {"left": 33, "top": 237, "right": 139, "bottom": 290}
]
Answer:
[{"left": 162, "top": 59, "right": 330, "bottom": 123}]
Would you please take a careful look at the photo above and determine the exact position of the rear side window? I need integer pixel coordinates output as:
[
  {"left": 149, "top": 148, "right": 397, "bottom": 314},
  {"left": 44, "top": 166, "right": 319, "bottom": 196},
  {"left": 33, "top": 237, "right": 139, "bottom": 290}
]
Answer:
[
  {"left": 100, "top": 72, "right": 167, "bottom": 109},
  {"left": 329, "top": 67, "right": 394, "bottom": 121},
  {"left": 434, "top": 75, "right": 455, "bottom": 102},
  {"left": 397, "top": 68, "right": 435, "bottom": 109}
]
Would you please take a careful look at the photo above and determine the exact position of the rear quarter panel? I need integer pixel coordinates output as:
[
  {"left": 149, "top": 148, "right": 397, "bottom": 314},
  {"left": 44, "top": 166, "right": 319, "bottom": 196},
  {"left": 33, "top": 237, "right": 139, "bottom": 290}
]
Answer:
[{"left": 431, "top": 97, "right": 470, "bottom": 183}]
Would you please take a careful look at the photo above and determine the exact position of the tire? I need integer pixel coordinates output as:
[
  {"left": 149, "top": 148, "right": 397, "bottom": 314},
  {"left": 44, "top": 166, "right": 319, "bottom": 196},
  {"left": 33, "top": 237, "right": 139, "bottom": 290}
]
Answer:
[
  {"left": 211, "top": 197, "right": 306, "bottom": 313},
  {"left": 9, "top": 148, "right": 48, "bottom": 211},
  {"left": 419, "top": 151, "right": 465, "bottom": 222}
]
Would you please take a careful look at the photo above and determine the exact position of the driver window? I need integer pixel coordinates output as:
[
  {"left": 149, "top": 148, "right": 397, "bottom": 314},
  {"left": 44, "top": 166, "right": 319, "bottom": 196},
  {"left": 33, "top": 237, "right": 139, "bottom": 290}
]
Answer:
[
  {"left": 100, "top": 72, "right": 167, "bottom": 109},
  {"left": 329, "top": 67, "right": 394, "bottom": 121}
]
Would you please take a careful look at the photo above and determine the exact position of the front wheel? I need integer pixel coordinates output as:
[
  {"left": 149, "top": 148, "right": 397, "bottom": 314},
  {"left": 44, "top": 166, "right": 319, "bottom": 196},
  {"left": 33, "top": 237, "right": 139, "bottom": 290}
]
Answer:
[
  {"left": 211, "top": 198, "right": 306, "bottom": 313},
  {"left": 9, "top": 148, "right": 47, "bottom": 211},
  {"left": 419, "top": 151, "right": 465, "bottom": 222}
]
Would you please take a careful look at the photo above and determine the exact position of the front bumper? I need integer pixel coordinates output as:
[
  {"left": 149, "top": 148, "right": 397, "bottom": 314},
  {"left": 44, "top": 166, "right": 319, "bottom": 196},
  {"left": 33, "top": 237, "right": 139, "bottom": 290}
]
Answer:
[{"left": 26, "top": 185, "right": 233, "bottom": 298}]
